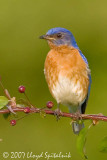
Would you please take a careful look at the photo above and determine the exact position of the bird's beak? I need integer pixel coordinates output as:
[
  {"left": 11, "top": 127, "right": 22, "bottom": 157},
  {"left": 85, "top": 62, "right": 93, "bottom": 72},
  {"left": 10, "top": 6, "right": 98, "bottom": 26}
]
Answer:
[
  {"left": 39, "top": 35, "right": 47, "bottom": 39},
  {"left": 39, "top": 35, "right": 54, "bottom": 40}
]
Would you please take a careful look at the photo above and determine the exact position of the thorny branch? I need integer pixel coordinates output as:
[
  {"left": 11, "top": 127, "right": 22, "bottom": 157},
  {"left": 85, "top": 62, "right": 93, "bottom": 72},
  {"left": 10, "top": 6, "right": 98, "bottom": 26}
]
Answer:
[
  {"left": 0, "top": 79, "right": 107, "bottom": 123},
  {"left": 0, "top": 106, "right": 107, "bottom": 122}
]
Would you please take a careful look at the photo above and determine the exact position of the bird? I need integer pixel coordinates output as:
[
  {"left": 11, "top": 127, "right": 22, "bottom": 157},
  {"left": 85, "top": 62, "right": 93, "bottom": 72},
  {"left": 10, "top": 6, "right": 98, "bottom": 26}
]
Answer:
[{"left": 40, "top": 27, "right": 91, "bottom": 134}]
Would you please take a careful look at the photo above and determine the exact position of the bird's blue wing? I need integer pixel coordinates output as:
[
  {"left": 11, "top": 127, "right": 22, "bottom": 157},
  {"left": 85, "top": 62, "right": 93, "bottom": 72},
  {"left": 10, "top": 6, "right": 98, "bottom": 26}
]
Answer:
[
  {"left": 79, "top": 50, "right": 89, "bottom": 65},
  {"left": 78, "top": 49, "right": 92, "bottom": 113},
  {"left": 81, "top": 74, "right": 92, "bottom": 114}
]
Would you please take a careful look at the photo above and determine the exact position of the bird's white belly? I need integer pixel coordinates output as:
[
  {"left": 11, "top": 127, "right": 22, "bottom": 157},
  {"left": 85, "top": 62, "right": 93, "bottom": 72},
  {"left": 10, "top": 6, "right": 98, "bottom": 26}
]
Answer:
[{"left": 52, "top": 75, "right": 85, "bottom": 106}]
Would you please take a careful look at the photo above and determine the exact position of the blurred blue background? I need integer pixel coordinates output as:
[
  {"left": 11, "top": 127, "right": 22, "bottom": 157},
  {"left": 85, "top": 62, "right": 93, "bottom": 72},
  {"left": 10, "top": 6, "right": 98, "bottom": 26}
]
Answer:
[{"left": 0, "top": 0, "right": 107, "bottom": 159}]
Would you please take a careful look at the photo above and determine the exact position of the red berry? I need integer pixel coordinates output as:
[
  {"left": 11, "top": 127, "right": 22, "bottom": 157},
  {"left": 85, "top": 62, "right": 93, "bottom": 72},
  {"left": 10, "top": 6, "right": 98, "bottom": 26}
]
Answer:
[
  {"left": 18, "top": 85, "right": 25, "bottom": 93},
  {"left": 10, "top": 120, "right": 16, "bottom": 126},
  {"left": 46, "top": 101, "right": 54, "bottom": 109},
  {"left": 24, "top": 107, "right": 30, "bottom": 113}
]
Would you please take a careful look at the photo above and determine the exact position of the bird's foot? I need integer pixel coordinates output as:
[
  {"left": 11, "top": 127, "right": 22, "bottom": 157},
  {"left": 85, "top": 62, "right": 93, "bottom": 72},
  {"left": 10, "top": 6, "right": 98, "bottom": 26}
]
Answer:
[
  {"left": 73, "top": 111, "right": 82, "bottom": 121},
  {"left": 54, "top": 108, "right": 62, "bottom": 121},
  {"left": 70, "top": 112, "right": 83, "bottom": 126}
]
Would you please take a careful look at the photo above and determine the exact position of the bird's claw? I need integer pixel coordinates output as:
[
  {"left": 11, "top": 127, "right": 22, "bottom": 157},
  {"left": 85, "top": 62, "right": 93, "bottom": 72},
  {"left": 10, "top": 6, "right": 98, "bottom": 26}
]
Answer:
[
  {"left": 73, "top": 112, "right": 82, "bottom": 121},
  {"left": 54, "top": 108, "right": 62, "bottom": 121}
]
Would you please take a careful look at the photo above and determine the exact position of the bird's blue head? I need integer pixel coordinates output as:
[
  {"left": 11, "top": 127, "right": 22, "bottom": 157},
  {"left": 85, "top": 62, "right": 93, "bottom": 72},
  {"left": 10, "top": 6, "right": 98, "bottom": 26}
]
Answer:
[{"left": 40, "top": 27, "right": 78, "bottom": 48}]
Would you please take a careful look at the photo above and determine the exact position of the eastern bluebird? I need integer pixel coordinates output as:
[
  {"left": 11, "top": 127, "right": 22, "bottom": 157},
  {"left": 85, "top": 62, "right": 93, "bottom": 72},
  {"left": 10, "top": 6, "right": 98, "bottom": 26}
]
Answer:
[{"left": 40, "top": 27, "right": 91, "bottom": 134}]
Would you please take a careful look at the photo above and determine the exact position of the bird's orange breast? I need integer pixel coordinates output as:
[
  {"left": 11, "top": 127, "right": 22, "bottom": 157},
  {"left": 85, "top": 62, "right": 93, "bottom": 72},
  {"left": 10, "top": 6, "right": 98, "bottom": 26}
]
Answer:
[{"left": 44, "top": 46, "right": 90, "bottom": 104}]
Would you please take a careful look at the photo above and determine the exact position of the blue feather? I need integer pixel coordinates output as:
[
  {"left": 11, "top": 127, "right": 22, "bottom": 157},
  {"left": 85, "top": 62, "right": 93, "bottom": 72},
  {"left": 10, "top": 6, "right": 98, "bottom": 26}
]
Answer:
[
  {"left": 46, "top": 27, "right": 89, "bottom": 66},
  {"left": 46, "top": 27, "right": 71, "bottom": 35},
  {"left": 46, "top": 27, "right": 78, "bottom": 48}
]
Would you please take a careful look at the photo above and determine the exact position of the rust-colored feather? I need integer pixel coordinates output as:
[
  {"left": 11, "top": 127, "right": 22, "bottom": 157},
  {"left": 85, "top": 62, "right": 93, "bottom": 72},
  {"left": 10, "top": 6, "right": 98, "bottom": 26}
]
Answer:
[{"left": 44, "top": 45, "right": 90, "bottom": 102}]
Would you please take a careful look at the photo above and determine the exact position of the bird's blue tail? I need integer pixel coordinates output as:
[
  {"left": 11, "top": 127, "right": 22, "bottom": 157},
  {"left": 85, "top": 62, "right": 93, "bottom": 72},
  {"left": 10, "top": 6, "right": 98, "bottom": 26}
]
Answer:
[
  {"left": 68, "top": 106, "right": 85, "bottom": 134},
  {"left": 72, "top": 121, "right": 84, "bottom": 134}
]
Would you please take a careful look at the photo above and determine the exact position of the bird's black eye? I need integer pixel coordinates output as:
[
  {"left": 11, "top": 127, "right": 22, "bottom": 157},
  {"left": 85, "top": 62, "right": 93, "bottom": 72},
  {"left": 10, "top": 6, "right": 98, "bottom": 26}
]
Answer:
[{"left": 57, "top": 33, "right": 62, "bottom": 38}]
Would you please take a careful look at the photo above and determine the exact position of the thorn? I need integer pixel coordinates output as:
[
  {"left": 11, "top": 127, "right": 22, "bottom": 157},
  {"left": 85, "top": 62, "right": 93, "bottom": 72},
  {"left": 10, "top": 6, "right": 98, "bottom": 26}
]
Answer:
[{"left": 92, "top": 119, "right": 99, "bottom": 125}]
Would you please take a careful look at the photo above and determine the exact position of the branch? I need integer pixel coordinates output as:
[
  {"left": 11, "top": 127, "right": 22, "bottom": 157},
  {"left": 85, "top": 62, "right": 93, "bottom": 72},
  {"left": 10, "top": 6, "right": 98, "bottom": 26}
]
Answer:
[
  {"left": 0, "top": 81, "right": 106, "bottom": 123},
  {"left": 0, "top": 106, "right": 107, "bottom": 122}
]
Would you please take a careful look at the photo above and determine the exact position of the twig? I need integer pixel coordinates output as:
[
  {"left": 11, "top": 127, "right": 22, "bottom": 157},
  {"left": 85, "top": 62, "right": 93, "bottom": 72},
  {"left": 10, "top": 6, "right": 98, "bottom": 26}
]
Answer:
[{"left": 0, "top": 106, "right": 107, "bottom": 122}]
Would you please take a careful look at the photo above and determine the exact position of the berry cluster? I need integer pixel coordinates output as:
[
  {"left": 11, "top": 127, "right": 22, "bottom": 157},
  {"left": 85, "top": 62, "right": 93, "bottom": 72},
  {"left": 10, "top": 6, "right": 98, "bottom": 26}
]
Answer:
[{"left": 9, "top": 85, "right": 54, "bottom": 126}]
